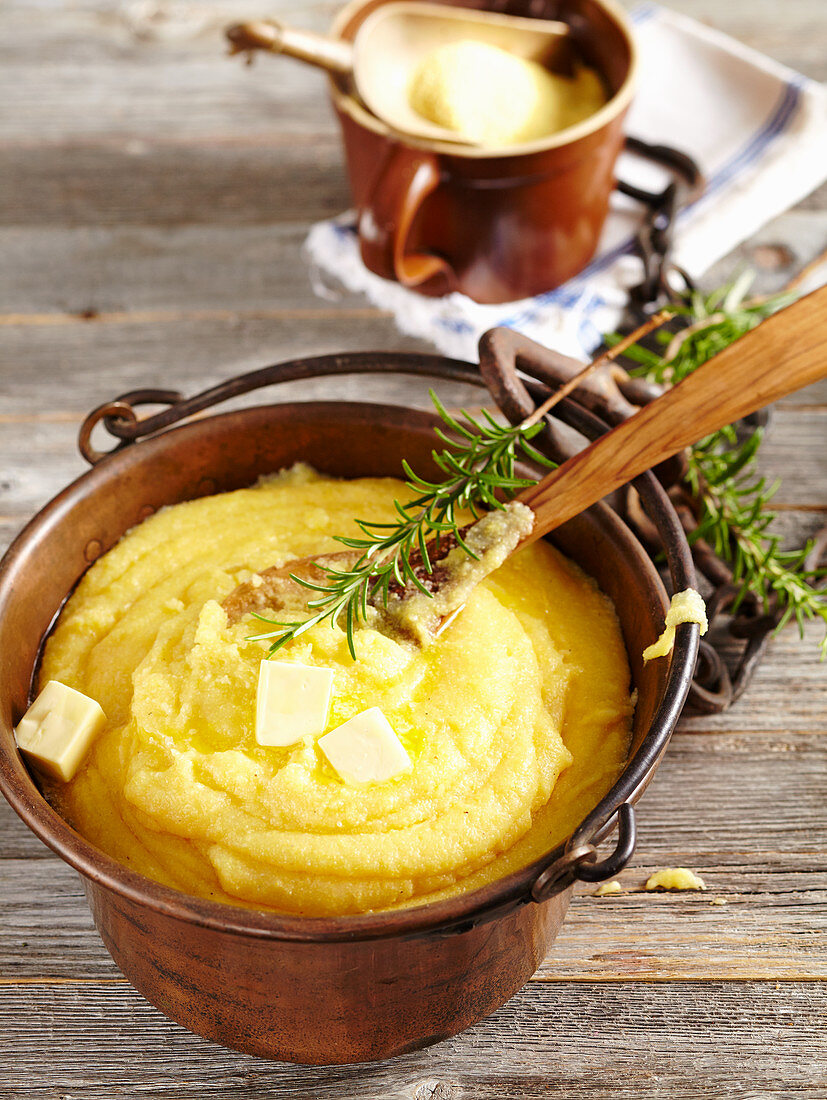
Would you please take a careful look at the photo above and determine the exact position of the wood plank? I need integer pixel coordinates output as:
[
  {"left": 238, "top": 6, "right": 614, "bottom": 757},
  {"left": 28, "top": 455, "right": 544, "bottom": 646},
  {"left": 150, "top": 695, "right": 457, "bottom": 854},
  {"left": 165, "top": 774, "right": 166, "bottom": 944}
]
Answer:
[
  {"left": 0, "top": 224, "right": 367, "bottom": 314},
  {"left": 703, "top": 211, "right": 827, "bottom": 300},
  {"left": 4, "top": 0, "right": 825, "bottom": 89},
  {"left": 1, "top": 403, "right": 823, "bottom": 519},
  {"left": 679, "top": 618, "right": 827, "bottom": 732},
  {"left": 0, "top": 315, "right": 440, "bottom": 422},
  {"left": 0, "top": 59, "right": 334, "bottom": 142},
  {"left": 0, "top": 142, "right": 350, "bottom": 229},
  {"left": 0, "top": 980, "right": 825, "bottom": 1097},
  {"left": 1, "top": 854, "right": 824, "bottom": 983},
  {"left": 0, "top": 0, "right": 341, "bottom": 60},
  {"left": 0, "top": 1, "right": 341, "bottom": 143},
  {"left": 2, "top": 212, "right": 826, "bottom": 326},
  {"left": 754, "top": 409, "right": 827, "bottom": 505},
  {"left": 2, "top": 144, "right": 823, "bottom": 249}
]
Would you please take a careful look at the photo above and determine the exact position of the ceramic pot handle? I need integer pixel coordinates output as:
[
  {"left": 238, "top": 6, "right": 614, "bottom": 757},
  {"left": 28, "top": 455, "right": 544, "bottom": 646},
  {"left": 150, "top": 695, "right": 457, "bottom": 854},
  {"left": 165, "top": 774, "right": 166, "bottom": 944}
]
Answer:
[{"left": 358, "top": 146, "right": 456, "bottom": 292}]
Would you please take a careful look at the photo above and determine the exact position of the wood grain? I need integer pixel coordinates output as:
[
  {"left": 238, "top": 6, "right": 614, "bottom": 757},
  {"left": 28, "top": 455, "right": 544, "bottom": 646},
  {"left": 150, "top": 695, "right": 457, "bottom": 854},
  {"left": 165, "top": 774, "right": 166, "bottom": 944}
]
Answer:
[
  {"left": 1, "top": 0, "right": 825, "bottom": 1092},
  {"left": 1, "top": 982, "right": 825, "bottom": 1098},
  {"left": 0, "top": 142, "right": 350, "bottom": 229}
]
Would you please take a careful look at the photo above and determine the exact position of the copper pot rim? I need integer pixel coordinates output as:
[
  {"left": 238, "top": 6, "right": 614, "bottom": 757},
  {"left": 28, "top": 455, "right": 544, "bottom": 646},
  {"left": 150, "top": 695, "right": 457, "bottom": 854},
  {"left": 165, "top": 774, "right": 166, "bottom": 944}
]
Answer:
[
  {"left": 0, "top": 391, "right": 697, "bottom": 945},
  {"left": 328, "top": 0, "right": 638, "bottom": 159}
]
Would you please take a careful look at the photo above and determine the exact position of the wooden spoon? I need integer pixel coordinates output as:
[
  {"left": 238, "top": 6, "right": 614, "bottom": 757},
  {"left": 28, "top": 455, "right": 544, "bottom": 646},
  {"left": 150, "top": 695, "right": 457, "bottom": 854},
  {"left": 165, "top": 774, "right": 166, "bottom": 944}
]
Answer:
[
  {"left": 224, "top": 287, "right": 827, "bottom": 641},
  {"left": 517, "top": 285, "right": 827, "bottom": 548},
  {"left": 226, "top": 2, "right": 573, "bottom": 147}
]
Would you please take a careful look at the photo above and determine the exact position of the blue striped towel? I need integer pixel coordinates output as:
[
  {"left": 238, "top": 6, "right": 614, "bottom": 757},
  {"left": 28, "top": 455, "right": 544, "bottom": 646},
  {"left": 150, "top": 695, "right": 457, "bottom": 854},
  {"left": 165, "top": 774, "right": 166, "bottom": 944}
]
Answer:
[{"left": 305, "top": 4, "right": 827, "bottom": 361}]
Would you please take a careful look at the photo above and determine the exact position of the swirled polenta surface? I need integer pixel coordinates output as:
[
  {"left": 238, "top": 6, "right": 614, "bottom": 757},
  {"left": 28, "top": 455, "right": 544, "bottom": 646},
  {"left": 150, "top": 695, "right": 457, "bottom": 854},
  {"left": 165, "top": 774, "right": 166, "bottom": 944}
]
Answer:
[{"left": 41, "top": 467, "right": 633, "bottom": 915}]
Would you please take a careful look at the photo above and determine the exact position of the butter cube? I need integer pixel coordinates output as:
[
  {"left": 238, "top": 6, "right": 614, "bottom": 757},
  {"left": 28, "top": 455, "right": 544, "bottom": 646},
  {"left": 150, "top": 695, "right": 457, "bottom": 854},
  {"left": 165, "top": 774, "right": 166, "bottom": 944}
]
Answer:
[
  {"left": 318, "top": 707, "right": 411, "bottom": 784},
  {"left": 14, "top": 680, "right": 106, "bottom": 782},
  {"left": 255, "top": 660, "right": 334, "bottom": 747}
]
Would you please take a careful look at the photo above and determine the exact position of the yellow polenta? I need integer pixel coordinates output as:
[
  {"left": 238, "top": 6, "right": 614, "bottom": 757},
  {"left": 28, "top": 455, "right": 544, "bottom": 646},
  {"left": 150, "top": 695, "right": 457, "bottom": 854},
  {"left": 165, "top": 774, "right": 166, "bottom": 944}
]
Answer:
[
  {"left": 409, "top": 40, "right": 607, "bottom": 147},
  {"left": 40, "top": 467, "right": 633, "bottom": 916}
]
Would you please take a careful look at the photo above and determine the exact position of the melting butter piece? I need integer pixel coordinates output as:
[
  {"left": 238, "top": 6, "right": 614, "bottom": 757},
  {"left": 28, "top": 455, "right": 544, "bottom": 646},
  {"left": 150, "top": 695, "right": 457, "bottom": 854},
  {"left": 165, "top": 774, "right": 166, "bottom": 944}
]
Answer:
[
  {"left": 408, "top": 39, "right": 607, "bottom": 147},
  {"left": 646, "top": 868, "right": 706, "bottom": 892},
  {"left": 255, "top": 660, "right": 333, "bottom": 747},
  {"left": 643, "top": 588, "right": 708, "bottom": 662},
  {"left": 319, "top": 707, "right": 411, "bottom": 784},
  {"left": 14, "top": 680, "right": 106, "bottom": 782}
]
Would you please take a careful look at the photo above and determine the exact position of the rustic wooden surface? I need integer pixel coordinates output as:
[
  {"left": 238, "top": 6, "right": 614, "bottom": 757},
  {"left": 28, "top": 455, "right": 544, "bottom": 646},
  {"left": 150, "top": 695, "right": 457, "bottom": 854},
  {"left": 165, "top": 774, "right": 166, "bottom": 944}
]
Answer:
[{"left": 1, "top": 1, "right": 825, "bottom": 1095}]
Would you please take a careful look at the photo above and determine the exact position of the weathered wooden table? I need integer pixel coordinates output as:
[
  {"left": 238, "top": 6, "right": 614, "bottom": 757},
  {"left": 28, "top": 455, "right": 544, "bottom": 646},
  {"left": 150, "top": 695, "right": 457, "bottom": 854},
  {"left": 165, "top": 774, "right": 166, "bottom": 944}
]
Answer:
[{"left": 2, "top": 1, "right": 825, "bottom": 1095}]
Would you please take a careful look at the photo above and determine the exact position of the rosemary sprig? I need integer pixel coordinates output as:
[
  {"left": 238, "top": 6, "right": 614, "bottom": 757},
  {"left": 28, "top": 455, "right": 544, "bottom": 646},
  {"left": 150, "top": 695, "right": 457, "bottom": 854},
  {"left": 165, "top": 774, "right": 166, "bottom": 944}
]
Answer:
[
  {"left": 248, "top": 393, "right": 555, "bottom": 658},
  {"left": 619, "top": 272, "right": 795, "bottom": 386},
  {"left": 617, "top": 275, "right": 827, "bottom": 656},
  {"left": 685, "top": 428, "right": 827, "bottom": 656}
]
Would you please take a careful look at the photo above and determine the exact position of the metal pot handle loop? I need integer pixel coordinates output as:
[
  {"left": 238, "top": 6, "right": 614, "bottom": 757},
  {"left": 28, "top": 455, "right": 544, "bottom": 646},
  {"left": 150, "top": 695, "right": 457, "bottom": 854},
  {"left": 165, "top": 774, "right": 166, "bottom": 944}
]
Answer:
[
  {"left": 78, "top": 400, "right": 139, "bottom": 465},
  {"left": 79, "top": 390, "right": 183, "bottom": 465},
  {"left": 77, "top": 354, "right": 480, "bottom": 466},
  {"left": 530, "top": 802, "right": 637, "bottom": 903},
  {"left": 575, "top": 801, "right": 637, "bottom": 883}
]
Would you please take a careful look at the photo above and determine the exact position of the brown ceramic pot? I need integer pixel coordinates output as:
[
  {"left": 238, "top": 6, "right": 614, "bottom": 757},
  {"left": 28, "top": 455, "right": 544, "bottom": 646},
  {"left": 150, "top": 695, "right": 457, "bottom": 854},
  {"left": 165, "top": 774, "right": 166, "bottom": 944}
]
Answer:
[
  {"left": 329, "top": 0, "right": 637, "bottom": 303},
  {"left": 0, "top": 353, "right": 697, "bottom": 1063}
]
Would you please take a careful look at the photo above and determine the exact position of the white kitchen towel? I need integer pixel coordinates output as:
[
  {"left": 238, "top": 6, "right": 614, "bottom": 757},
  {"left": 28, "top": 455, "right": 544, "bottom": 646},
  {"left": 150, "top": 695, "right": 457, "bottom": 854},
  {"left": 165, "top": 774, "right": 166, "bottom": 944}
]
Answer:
[{"left": 305, "top": 3, "right": 827, "bottom": 361}]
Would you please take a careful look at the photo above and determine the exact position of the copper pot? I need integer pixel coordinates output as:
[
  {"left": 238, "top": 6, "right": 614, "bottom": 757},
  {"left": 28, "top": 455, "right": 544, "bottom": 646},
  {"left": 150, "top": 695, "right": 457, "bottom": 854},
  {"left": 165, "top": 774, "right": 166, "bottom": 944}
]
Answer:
[
  {"left": 329, "top": 0, "right": 637, "bottom": 303},
  {"left": 0, "top": 351, "right": 697, "bottom": 1063}
]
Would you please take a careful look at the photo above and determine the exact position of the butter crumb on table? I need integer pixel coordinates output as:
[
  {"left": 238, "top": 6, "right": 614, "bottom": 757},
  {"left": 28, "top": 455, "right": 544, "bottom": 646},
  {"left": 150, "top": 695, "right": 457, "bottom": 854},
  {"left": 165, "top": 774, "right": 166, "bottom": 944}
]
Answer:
[
  {"left": 593, "top": 880, "right": 624, "bottom": 896},
  {"left": 645, "top": 867, "right": 707, "bottom": 892}
]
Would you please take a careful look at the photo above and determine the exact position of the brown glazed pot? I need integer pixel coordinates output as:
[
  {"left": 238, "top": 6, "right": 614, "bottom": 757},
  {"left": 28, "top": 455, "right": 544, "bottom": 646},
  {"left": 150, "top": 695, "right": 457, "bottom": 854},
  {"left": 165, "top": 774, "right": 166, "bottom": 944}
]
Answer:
[
  {"left": 0, "top": 353, "right": 697, "bottom": 1063},
  {"left": 329, "top": 0, "right": 637, "bottom": 303}
]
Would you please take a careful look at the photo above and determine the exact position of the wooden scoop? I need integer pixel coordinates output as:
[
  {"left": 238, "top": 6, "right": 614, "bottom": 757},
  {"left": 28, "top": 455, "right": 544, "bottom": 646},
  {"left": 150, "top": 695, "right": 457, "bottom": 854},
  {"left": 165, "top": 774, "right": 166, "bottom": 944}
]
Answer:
[
  {"left": 226, "top": 2, "right": 572, "bottom": 146},
  {"left": 224, "top": 287, "right": 827, "bottom": 641}
]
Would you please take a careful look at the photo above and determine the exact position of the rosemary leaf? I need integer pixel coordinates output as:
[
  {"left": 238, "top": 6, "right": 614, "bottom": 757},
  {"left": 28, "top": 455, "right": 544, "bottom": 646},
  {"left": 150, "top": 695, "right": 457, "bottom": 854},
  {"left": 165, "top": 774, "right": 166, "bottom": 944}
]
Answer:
[{"left": 619, "top": 277, "right": 826, "bottom": 657}]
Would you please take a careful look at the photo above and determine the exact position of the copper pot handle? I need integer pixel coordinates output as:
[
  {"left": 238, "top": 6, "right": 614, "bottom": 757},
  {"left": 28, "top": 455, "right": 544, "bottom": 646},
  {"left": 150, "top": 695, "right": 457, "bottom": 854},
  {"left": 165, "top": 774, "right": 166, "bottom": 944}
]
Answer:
[
  {"left": 77, "top": 353, "right": 481, "bottom": 465},
  {"left": 358, "top": 145, "right": 456, "bottom": 291},
  {"left": 530, "top": 802, "right": 637, "bottom": 903}
]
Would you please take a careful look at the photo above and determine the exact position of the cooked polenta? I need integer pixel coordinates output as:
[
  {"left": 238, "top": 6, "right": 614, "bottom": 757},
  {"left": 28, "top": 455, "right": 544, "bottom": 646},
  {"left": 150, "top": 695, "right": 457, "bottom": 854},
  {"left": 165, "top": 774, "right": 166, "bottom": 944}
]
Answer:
[{"left": 40, "top": 467, "right": 633, "bottom": 915}]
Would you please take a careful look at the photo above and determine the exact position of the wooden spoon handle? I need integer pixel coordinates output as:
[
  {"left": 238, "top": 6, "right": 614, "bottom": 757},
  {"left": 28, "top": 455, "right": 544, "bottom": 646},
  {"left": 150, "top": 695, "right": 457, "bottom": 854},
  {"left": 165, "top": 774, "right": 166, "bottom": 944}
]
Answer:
[
  {"left": 518, "top": 286, "right": 827, "bottom": 542},
  {"left": 226, "top": 20, "right": 353, "bottom": 76}
]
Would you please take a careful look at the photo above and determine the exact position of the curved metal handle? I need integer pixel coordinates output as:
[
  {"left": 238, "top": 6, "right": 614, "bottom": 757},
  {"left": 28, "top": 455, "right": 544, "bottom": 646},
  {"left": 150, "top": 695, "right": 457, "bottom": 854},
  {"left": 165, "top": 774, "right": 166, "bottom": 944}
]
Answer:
[
  {"left": 479, "top": 326, "right": 644, "bottom": 428},
  {"left": 575, "top": 802, "right": 638, "bottom": 883},
  {"left": 530, "top": 803, "right": 637, "bottom": 903},
  {"left": 358, "top": 145, "right": 455, "bottom": 292},
  {"left": 77, "top": 352, "right": 480, "bottom": 466},
  {"left": 78, "top": 391, "right": 183, "bottom": 465}
]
